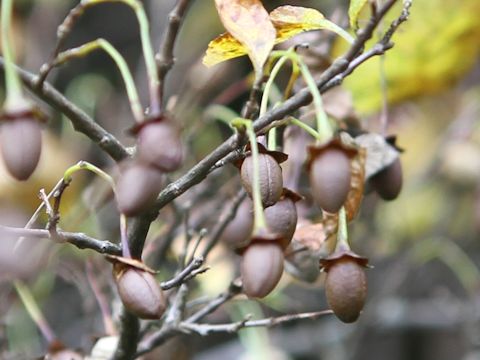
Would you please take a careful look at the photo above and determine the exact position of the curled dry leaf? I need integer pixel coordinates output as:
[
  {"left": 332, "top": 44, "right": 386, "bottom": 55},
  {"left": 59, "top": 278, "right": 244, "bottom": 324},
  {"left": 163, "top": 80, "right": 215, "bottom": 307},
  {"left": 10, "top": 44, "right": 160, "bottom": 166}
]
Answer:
[
  {"left": 354, "top": 133, "right": 400, "bottom": 179},
  {"left": 284, "top": 219, "right": 337, "bottom": 282},
  {"left": 344, "top": 146, "right": 366, "bottom": 221},
  {"left": 204, "top": 5, "right": 352, "bottom": 67},
  {"left": 214, "top": 0, "right": 276, "bottom": 72}
]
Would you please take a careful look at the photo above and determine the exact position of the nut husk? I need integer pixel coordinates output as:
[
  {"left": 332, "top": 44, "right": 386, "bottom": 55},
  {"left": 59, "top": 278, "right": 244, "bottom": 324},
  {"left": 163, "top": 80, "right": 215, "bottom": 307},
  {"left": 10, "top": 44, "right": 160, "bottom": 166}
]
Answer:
[
  {"left": 240, "top": 153, "right": 283, "bottom": 207},
  {"left": 308, "top": 142, "right": 355, "bottom": 213},
  {"left": 264, "top": 190, "right": 299, "bottom": 249},
  {"left": 221, "top": 198, "right": 254, "bottom": 249},
  {"left": 115, "top": 162, "right": 164, "bottom": 216},
  {"left": 322, "top": 252, "right": 368, "bottom": 323},
  {"left": 114, "top": 265, "right": 166, "bottom": 320},
  {"left": 241, "top": 242, "right": 284, "bottom": 298},
  {"left": 369, "top": 157, "right": 403, "bottom": 200},
  {"left": 137, "top": 120, "right": 183, "bottom": 172},
  {"left": 1, "top": 117, "right": 42, "bottom": 181}
]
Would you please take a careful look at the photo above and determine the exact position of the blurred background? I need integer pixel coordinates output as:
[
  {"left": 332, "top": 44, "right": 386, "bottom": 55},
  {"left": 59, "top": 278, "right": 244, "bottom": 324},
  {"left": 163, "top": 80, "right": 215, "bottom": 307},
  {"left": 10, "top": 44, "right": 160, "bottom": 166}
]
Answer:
[{"left": 1, "top": 0, "right": 480, "bottom": 359}]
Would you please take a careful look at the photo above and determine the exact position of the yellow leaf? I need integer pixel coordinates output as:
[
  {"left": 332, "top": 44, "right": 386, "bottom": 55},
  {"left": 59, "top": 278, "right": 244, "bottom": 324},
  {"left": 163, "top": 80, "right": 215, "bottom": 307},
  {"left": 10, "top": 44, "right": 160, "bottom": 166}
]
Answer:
[
  {"left": 204, "top": 6, "right": 353, "bottom": 67},
  {"left": 349, "top": 0, "right": 369, "bottom": 29},
  {"left": 270, "top": 5, "right": 353, "bottom": 44},
  {"left": 214, "top": 0, "right": 276, "bottom": 72},
  {"left": 336, "top": 0, "right": 480, "bottom": 113}
]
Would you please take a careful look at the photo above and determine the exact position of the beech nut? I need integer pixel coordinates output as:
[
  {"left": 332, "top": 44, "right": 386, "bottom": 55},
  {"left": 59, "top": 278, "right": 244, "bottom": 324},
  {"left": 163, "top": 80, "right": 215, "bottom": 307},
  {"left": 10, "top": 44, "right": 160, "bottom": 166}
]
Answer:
[
  {"left": 137, "top": 121, "right": 183, "bottom": 172},
  {"left": 264, "top": 195, "right": 298, "bottom": 249},
  {"left": 240, "top": 153, "right": 283, "bottom": 207},
  {"left": 309, "top": 147, "right": 351, "bottom": 213},
  {"left": 1, "top": 117, "right": 42, "bottom": 181},
  {"left": 221, "top": 198, "right": 254, "bottom": 249},
  {"left": 324, "top": 257, "right": 367, "bottom": 323},
  {"left": 369, "top": 157, "right": 403, "bottom": 200},
  {"left": 115, "top": 267, "right": 166, "bottom": 320},
  {"left": 241, "top": 242, "right": 284, "bottom": 298},
  {"left": 115, "top": 162, "right": 164, "bottom": 216}
]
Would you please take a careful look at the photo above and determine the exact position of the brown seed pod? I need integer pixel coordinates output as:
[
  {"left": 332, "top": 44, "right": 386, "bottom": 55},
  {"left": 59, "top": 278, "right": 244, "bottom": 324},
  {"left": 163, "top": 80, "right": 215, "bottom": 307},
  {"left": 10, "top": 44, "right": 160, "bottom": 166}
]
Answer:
[
  {"left": 115, "top": 162, "right": 164, "bottom": 216},
  {"left": 137, "top": 121, "right": 183, "bottom": 172},
  {"left": 322, "top": 253, "right": 368, "bottom": 323},
  {"left": 115, "top": 265, "right": 166, "bottom": 319},
  {"left": 308, "top": 144, "right": 353, "bottom": 213},
  {"left": 240, "top": 153, "right": 283, "bottom": 207},
  {"left": 221, "top": 198, "right": 254, "bottom": 249},
  {"left": 369, "top": 157, "right": 403, "bottom": 200},
  {"left": 241, "top": 242, "right": 284, "bottom": 298},
  {"left": 264, "top": 190, "right": 299, "bottom": 249},
  {"left": 1, "top": 117, "right": 42, "bottom": 181}
]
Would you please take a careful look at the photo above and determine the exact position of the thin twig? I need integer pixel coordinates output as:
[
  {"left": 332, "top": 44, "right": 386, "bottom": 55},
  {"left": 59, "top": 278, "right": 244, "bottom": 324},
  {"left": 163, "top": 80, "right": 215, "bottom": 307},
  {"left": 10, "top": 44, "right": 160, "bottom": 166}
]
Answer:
[
  {"left": 184, "top": 279, "right": 242, "bottom": 324},
  {"left": 0, "top": 58, "right": 129, "bottom": 162},
  {"left": 160, "top": 256, "right": 205, "bottom": 290},
  {"left": 0, "top": 225, "right": 121, "bottom": 255},
  {"left": 156, "top": 0, "right": 193, "bottom": 105},
  {"left": 180, "top": 310, "right": 334, "bottom": 335}
]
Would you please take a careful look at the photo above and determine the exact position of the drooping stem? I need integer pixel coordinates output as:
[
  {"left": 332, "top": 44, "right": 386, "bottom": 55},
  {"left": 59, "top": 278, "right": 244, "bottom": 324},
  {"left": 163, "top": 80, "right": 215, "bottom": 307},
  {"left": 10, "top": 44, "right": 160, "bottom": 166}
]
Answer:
[
  {"left": 261, "top": 54, "right": 291, "bottom": 151},
  {"left": 53, "top": 39, "right": 143, "bottom": 122},
  {"left": 335, "top": 207, "right": 350, "bottom": 252},
  {"left": 289, "top": 117, "right": 322, "bottom": 140},
  {"left": 1, "top": 0, "right": 23, "bottom": 107},
  {"left": 51, "top": 0, "right": 159, "bottom": 116},
  {"left": 246, "top": 124, "right": 267, "bottom": 231},
  {"left": 296, "top": 56, "right": 333, "bottom": 144},
  {"left": 231, "top": 119, "right": 266, "bottom": 231},
  {"left": 14, "top": 280, "right": 56, "bottom": 344},
  {"left": 63, "top": 160, "right": 116, "bottom": 194},
  {"left": 125, "top": 0, "right": 160, "bottom": 115}
]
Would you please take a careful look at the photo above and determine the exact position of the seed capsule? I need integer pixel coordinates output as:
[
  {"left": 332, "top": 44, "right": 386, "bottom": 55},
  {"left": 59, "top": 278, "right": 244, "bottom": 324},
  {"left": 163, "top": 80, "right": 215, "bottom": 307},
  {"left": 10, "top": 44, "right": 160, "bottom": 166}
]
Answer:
[
  {"left": 264, "top": 194, "right": 298, "bottom": 249},
  {"left": 241, "top": 242, "right": 284, "bottom": 298},
  {"left": 324, "top": 256, "right": 367, "bottom": 323},
  {"left": 1, "top": 117, "right": 42, "bottom": 181},
  {"left": 115, "top": 266, "right": 166, "bottom": 319},
  {"left": 137, "top": 121, "right": 183, "bottom": 172},
  {"left": 309, "top": 147, "right": 352, "bottom": 213},
  {"left": 369, "top": 157, "right": 403, "bottom": 200},
  {"left": 240, "top": 153, "right": 283, "bottom": 207},
  {"left": 115, "top": 162, "right": 164, "bottom": 216},
  {"left": 221, "top": 198, "right": 254, "bottom": 249}
]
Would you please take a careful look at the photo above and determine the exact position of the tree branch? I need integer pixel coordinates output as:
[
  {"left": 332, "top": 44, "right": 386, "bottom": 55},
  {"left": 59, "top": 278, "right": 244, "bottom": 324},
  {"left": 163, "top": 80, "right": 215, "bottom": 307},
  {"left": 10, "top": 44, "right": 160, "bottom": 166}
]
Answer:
[
  {"left": 156, "top": 0, "right": 193, "bottom": 105},
  {"left": 180, "top": 309, "right": 333, "bottom": 336},
  {"left": 160, "top": 256, "right": 206, "bottom": 290},
  {"left": 0, "top": 57, "right": 129, "bottom": 162},
  {"left": 0, "top": 225, "right": 121, "bottom": 255}
]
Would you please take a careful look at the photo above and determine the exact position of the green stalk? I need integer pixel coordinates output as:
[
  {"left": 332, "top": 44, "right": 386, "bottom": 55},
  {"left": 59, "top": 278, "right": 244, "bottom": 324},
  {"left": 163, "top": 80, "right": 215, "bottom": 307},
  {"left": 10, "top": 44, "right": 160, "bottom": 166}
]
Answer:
[
  {"left": 1, "top": 0, "right": 23, "bottom": 109},
  {"left": 231, "top": 118, "right": 266, "bottom": 231},
  {"left": 84, "top": 0, "right": 160, "bottom": 114},
  {"left": 335, "top": 207, "right": 350, "bottom": 252},
  {"left": 246, "top": 124, "right": 267, "bottom": 231},
  {"left": 55, "top": 39, "right": 143, "bottom": 122},
  {"left": 205, "top": 104, "right": 239, "bottom": 126},
  {"left": 14, "top": 280, "right": 56, "bottom": 344},
  {"left": 295, "top": 55, "right": 333, "bottom": 144},
  {"left": 289, "top": 117, "right": 322, "bottom": 140},
  {"left": 261, "top": 54, "right": 290, "bottom": 152},
  {"left": 63, "top": 160, "right": 116, "bottom": 195}
]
